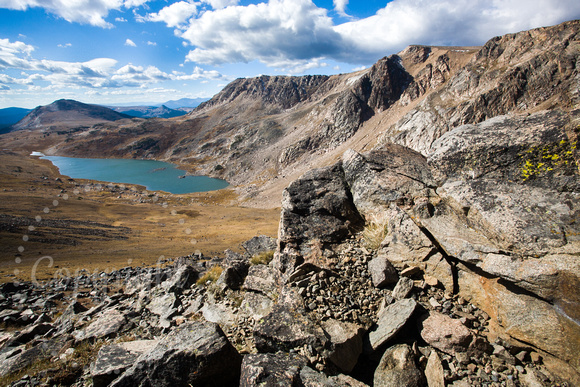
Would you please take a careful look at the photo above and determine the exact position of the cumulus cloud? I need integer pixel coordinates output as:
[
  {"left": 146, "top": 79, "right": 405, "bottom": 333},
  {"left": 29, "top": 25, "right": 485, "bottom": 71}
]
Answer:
[
  {"left": 181, "top": 0, "right": 342, "bottom": 69},
  {"left": 169, "top": 0, "right": 580, "bottom": 68},
  {"left": 0, "top": 38, "right": 225, "bottom": 92},
  {"left": 335, "top": 0, "right": 580, "bottom": 61},
  {"left": 0, "top": 0, "right": 150, "bottom": 27},
  {"left": 145, "top": 1, "right": 198, "bottom": 28},
  {"left": 202, "top": 0, "right": 239, "bottom": 9},
  {"left": 333, "top": 0, "right": 349, "bottom": 16},
  {"left": 125, "top": 38, "right": 137, "bottom": 47}
]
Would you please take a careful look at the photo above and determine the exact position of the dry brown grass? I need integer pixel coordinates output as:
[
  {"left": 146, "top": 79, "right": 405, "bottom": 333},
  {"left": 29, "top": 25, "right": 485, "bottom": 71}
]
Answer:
[
  {"left": 196, "top": 265, "right": 223, "bottom": 286},
  {"left": 250, "top": 250, "right": 274, "bottom": 265},
  {"left": 0, "top": 151, "right": 279, "bottom": 283},
  {"left": 361, "top": 212, "right": 389, "bottom": 250}
]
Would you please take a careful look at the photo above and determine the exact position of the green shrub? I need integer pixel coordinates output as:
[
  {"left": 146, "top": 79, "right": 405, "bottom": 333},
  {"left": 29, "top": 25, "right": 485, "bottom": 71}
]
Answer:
[{"left": 250, "top": 250, "right": 275, "bottom": 265}]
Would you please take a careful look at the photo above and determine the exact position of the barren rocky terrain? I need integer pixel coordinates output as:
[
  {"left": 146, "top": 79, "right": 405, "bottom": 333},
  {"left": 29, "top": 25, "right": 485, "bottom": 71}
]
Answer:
[{"left": 0, "top": 19, "right": 579, "bottom": 387}]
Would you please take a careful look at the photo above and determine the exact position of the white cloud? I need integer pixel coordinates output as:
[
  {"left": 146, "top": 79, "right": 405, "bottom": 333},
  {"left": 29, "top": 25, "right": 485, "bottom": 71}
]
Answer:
[
  {"left": 57, "top": 43, "right": 72, "bottom": 48},
  {"left": 173, "top": 66, "right": 225, "bottom": 81},
  {"left": 125, "top": 38, "right": 137, "bottom": 47},
  {"left": 181, "top": 0, "right": 342, "bottom": 69},
  {"left": 115, "top": 17, "right": 127, "bottom": 22},
  {"left": 147, "top": 41, "right": 157, "bottom": 46},
  {"left": 145, "top": 1, "right": 197, "bottom": 28},
  {"left": 333, "top": 0, "right": 348, "bottom": 16},
  {"left": 202, "top": 0, "right": 239, "bottom": 9},
  {"left": 334, "top": 0, "right": 580, "bottom": 62},
  {"left": 0, "top": 0, "right": 150, "bottom": 27},
  {"left": 167, "top": 0, "right": 580, "bottom": 68},
  {"left": 0, "top": 38, "right": 225, "bottom": 94}
]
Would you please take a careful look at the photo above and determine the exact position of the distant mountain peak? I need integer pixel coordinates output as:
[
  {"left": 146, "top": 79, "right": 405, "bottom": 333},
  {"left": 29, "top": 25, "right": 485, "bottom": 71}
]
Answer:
[{"left": 11, "top": 99, "right": 131, "bottom": 131}]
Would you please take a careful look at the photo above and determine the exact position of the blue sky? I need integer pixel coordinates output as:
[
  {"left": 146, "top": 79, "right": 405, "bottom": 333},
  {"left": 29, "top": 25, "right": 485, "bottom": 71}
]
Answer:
[{"left": 0, "top": 0, "right": 579, "bottom": 108}]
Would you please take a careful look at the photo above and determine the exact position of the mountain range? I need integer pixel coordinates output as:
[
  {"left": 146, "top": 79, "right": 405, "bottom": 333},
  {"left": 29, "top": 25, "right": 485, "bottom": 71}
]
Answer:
[
  {"left": 4, "top": 20, "right": 578, "bottom": 208},
  {"left": 0, "top": 97, "right": 209, "bottom": 132}
]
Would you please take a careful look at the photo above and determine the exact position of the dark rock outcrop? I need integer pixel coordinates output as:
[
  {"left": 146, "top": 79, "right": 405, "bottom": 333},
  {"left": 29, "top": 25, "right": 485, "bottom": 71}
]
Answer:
[
  {"left": 275, "top": 163, "right": 364, "bottom": 274},
  {"left": 110, "top": 321, "right": 241, "bottom": 387},
  {"left": 239, "top": 352, "right": 307, "bottom": 387}
]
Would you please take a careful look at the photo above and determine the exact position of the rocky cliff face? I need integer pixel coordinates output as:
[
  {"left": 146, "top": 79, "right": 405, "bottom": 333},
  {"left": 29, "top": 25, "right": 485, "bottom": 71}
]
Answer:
[{"left": 275, "top": 107, "right": 580, "bottom": 380}]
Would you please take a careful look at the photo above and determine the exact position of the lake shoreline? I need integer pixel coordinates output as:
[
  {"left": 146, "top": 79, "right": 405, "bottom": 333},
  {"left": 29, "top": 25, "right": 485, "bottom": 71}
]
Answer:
[
  {"left": 35, "top": 153, "right": 229, "bottom": 194},
  {"left": 0, "top": 150, "right": 280, "bottom": 283}
]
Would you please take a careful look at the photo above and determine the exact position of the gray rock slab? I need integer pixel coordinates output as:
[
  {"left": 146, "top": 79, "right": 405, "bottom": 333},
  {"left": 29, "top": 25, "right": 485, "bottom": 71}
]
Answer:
[
  {"left": 392, "top": 277, "right": 414, "bottom": 300},
  {"left": 73, "top": 308, "right": 125, "bottom": 342},
  {"left": 243, "top": 264, "right": 280, "bottom": 298},
  {"left": 110, "top": 321, "right": 241, "bottom": 387},
  {"left": 91, "top": 340, "right": 158, "bottom": 387},
  {"left": 368, "top": 298, "right": 417, "bottom": 351},
  {"left": 254, "top": 304, "right": 327, "bottom": 353},
  {"left": 374, "top": 344, "right": 425, "bottom": 387},
  {"left": 322, "top": 319, "right": 364, "bottom": 373},
  {"left": 240, "top": 352, "right": 307, "bottom": 387}
]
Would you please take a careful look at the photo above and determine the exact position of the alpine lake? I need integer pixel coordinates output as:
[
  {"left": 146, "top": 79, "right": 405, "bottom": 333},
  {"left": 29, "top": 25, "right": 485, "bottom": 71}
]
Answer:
[{"left": 36, "top": 153, "right": 229, "bottom": 194}]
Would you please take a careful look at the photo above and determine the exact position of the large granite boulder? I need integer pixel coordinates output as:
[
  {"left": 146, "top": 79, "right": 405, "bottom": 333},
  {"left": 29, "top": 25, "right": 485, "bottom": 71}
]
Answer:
[
  {"left": 275, "top": 163, "right": 364, "bottom": 274},
  {"left": 110, "top": 321, "right": 241, "bottom": 386},
  {"left": 341, "top": 146, "right": 437, "bottom": 217},
  {"left": 373, "top": 344, "right": 425, "bottom": 387},
  {"left": 254, "top": 304, "right": 328, "bottom": 353},
  {"left": 239, "top": 352, "right": 307, "bottom": 387},
  {"left": 243, "top": 235, "right": 277, "bottom": 257}
]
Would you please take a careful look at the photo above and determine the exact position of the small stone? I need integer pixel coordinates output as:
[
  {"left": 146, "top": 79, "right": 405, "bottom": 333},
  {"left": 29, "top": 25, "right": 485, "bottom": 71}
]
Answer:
[
  {"left": 455, "top": 352, "right": 470, "bottom": 365},
  {"left": 392, "top": 277, "right": 414, "bottom": 300},
  {"left": 368, "top": 298, "right": 417, "bottom": 351},
  {"left": 530, "top": 352, "right": 542, "bottom": 364},
  {"left": 429, "top": 297, "right": 441, "bottom": 308},
  {"left": 425, "top": 350, "right": 445, "bottom": 387},
  {"left": 424, "top": 275, "right": 439, "bottom": 287},
  {"left": 515, "top": 350, "right": 527, "bottom": 363},
  {"left": 400, "top": 266, "right": 421, "bottom": 277},
  {"left": 368, "top": 255, "right": 399, "bottom": 288},
  {"left": 467, "top": 363, "right": 477, "bottom": 374},
  {"left": 374, "top": 344, "right": 425, "bottom": 387},
  {"left": 418, "top": 311, "right": 472, "bottom": 355}
]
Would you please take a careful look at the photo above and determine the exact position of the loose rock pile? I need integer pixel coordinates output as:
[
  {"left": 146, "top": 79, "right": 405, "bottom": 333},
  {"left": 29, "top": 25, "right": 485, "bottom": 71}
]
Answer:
[{"left": 0, "top": 234, "right": 569, "bottom": 386}]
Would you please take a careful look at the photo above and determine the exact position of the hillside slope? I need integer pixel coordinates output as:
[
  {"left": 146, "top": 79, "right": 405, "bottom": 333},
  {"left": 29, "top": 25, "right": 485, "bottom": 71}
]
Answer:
[{"left": 11, "top": 99, "right": 133, "bottom": 131}]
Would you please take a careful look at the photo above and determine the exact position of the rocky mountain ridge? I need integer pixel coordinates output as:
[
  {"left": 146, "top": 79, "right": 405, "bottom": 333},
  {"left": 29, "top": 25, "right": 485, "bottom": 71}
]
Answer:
[
  {"left": 4, "top": 21, "right": 577, "bottom": 209},
  {"left": 109, "top": 105, "right": 187, "bottom": 119}
]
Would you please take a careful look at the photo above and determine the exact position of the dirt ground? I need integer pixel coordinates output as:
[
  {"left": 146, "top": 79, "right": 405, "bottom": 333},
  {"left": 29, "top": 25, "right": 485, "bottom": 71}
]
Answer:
[{"left": 0, "top": 150, "right": 280, "bottom": 283}]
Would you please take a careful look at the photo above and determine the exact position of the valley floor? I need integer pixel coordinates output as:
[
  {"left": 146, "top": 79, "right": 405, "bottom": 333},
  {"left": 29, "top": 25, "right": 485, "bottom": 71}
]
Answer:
[{"left": 0, "top": 151, "right": 280, "bottom": 283}]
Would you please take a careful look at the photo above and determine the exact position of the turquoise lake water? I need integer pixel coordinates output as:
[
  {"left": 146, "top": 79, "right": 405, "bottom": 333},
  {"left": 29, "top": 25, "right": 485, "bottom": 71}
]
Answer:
[{"left": 38, "top": 155, "right": 229, "bottom": 194}]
